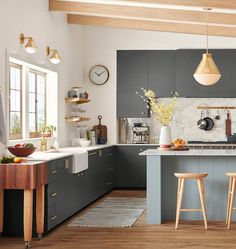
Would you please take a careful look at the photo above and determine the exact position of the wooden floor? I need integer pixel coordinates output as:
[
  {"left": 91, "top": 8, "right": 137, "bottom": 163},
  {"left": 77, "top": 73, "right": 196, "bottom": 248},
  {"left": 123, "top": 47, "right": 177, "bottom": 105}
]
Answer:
[{"left": 1, "top": 190, "right": 236, "bottom": 249}]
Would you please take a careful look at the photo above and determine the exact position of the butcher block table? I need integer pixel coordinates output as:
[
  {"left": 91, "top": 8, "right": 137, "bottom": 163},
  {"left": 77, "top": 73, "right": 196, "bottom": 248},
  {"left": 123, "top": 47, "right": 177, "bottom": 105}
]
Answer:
[{"left": 0, "top": 161, "right": 48, "bottom": 248}]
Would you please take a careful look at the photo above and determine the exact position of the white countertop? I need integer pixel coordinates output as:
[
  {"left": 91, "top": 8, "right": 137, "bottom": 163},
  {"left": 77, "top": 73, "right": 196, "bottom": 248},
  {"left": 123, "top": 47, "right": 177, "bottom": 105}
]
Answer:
[
  {"left": 140, "top": 149, "right": 236, "bottom": 156},
  {"left": 28, "top": 144, "right": 115, "bottom": 161}
]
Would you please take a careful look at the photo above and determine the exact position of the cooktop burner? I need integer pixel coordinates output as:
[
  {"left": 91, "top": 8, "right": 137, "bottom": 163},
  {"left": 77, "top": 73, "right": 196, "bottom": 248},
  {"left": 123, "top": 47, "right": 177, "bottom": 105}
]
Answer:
[{"left": 188, "top": 141, "right": 235, "bottom": 144}]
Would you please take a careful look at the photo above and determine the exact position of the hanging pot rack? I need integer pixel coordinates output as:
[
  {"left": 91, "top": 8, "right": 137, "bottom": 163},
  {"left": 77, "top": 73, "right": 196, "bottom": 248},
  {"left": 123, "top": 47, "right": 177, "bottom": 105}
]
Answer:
[{"left": 197, "top": 106, "right": 236, "bottom": 110}]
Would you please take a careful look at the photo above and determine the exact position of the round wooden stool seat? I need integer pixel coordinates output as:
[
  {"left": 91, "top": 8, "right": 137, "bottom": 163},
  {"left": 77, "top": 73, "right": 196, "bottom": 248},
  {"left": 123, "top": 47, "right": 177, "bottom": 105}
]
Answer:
[
  {"left": 174, "top": 172, "right": 208, "bottom": 230},
  {"left": 225, "top": 173, "right": 236, "bottom": 177},
  {"left": 174, "top": 173, "right": 208, "bottom": 179}
]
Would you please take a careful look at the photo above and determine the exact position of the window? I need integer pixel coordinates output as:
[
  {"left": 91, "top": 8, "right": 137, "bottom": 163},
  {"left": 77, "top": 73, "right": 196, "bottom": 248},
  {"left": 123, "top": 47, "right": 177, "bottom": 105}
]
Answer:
[
  {"left": 29, "top": 70, "right": 46, "bottom": 138},
  {"left": 9, "top": 63, "right": 22, "bottom": 140},
  {"left": 8, "top": 57, "right": 58, "bottom": 141}
]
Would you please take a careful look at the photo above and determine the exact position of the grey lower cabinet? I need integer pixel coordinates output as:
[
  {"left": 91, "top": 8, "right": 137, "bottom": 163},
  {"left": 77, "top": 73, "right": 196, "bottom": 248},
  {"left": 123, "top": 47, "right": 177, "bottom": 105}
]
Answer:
[
  {"left": 87, "top": 147, "right": 115, "bottom": 202},
  {"left": 117, "top": 50, "right": 149, "bottom": 118},
  {"left": 115, "top": 145, "right": 157, "bottom": 188},
  {"left": 46, "top": 148, "right": 115, "bottom": 232},
  {"left": 176, "top": 49, "right": 236, "bottom": 97}
]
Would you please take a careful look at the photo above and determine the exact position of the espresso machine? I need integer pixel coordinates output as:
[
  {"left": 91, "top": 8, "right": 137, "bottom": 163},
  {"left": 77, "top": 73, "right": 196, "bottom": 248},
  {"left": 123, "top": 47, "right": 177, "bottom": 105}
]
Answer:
[{"left": 132, "top": 123, "right": 150, "bottom": 144}]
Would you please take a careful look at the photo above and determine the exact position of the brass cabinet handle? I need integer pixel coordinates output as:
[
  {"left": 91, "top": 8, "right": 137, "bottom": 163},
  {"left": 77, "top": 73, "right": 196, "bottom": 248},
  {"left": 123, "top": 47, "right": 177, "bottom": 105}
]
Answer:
[
  {"left": 105, "top": 153, "right": 113, "bottom": 156},
  {"left": 51, "top": 192, "right": 57, "bottom": 197},
  {"left": 64, "top": 159, "right": 69, "bottom": 170},
  {"left": 107, "top": 182, "right": 112, "bottom": 185},
  {"left": 88, "top": 152, "right": 96, "bottom": 156},
  {"left": 50, "top": 215, "right": 57, "bottom": 220},
  {"left": 51, "top": 170, "right": 58, "bottom": 174}
]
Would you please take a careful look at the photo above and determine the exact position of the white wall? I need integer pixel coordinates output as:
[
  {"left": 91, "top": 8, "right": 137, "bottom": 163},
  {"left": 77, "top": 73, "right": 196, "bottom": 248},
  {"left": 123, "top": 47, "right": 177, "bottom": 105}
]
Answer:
[
  {"left": 0, "top": 0, "right": 84, "bottom": 153},
  {"left": 83, "top": 26, "right": 236, "bottom": 143}
]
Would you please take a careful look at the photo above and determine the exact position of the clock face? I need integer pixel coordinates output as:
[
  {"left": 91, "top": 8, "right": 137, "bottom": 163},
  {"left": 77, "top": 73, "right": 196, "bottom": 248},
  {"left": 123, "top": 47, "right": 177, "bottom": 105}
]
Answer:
[{"left": 89, "top": 65, "right": 109, "bottom": 85}]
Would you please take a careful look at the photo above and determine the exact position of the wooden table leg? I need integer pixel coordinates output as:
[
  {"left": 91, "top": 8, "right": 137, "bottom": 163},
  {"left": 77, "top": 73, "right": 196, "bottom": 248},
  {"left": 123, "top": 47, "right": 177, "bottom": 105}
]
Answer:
[
  {"left": 24, "top": 190, "right": 33, "bottom": 248},
  {"left": 36, "top": 185, "right": 45, "bottom": 239},
  {"left": 0, "top": 189, "right": 3, "bottom": 235}
]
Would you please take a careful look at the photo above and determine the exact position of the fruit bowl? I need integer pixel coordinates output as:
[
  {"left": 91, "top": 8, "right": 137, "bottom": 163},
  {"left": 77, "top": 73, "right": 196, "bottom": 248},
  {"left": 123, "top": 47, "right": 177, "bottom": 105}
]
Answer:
[
  {"left": 8, "top": 146, "right": 36, "bottom": 157},
  {"left": 172, "top": 138, "right": 186, "bottom": 149}
]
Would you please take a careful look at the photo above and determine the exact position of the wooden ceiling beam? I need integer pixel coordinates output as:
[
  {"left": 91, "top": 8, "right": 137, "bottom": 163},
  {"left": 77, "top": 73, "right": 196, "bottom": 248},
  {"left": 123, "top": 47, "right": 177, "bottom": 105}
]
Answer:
[
  {"left": 68, "top": 14, "right": 236, "bottom": 37},
  {"left": 49, "top": 0, "right": 236, "bottom": 25},
  {"left": 121, "top": 0, "right": 236, "bottom": 10}
]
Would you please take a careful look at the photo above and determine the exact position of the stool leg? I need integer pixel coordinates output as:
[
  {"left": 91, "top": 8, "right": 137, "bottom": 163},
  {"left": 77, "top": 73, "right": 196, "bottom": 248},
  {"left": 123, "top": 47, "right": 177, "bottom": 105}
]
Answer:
[
  {"left": 227, "top": 177, "right": 236, "bottom": 229},
  {"left": 197, "top": 179, "right": 207, "bottom": 230},
  {"left": 226, "top": 177, "right": 233, "bottom": 225},
  {"left": 0, "top": 189, "right": 3, "bottom": 235},
  {"left": 175, "top": 178, "right": 185, "bottom": 229}
]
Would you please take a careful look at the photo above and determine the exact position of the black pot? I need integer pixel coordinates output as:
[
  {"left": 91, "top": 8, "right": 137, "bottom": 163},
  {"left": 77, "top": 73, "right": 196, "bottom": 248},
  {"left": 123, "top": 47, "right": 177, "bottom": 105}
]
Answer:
[{"left": 204, "top": 117, "right": 214, "bottom": 131}]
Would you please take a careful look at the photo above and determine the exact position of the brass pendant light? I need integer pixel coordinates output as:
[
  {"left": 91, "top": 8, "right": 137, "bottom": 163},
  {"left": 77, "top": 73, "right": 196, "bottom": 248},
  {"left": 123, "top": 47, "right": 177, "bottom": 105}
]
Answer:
[{"left": 193, "top": 8, "right": 221, "bottom": 86}]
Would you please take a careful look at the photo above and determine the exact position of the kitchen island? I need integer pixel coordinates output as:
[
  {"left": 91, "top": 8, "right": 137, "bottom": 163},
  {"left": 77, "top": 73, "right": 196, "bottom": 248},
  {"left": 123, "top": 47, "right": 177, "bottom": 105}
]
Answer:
[{"left": 140, "top": 149, "right": 236, "bottom": 224}]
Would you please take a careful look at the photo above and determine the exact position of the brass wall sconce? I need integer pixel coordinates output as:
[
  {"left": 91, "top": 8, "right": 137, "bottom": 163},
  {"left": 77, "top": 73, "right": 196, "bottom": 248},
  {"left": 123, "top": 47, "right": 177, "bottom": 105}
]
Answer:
[
  {"left": 46, "top": 46, "right": 61, "bottom": 64},
  {"left": 19, "top": 33, "right": 37, "bottom": 54}
]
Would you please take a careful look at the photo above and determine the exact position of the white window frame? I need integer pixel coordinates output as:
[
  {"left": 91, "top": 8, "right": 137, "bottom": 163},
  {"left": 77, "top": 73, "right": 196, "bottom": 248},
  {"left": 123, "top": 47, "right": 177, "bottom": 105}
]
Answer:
[{"left": 6, "top": 56, "right": 58, "bottom": 143}]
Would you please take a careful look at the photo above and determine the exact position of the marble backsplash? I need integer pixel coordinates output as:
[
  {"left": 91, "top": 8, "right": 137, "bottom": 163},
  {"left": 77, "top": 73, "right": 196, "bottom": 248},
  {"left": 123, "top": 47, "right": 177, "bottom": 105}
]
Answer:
[{"left": 120, "top": 98, "right": 236, "bottom": 144}]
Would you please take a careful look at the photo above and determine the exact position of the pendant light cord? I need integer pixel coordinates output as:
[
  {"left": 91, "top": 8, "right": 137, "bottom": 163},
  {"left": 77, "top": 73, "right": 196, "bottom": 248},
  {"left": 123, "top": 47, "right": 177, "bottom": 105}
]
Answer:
[{"left": 206, "top": 8, "right": 209, "bottom": 54}]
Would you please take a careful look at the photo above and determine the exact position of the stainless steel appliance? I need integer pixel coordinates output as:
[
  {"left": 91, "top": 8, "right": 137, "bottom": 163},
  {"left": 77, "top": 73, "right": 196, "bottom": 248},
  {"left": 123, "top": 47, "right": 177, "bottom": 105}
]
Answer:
[{"left": 132, "top": 123, "right": 150, "bottom": 144}]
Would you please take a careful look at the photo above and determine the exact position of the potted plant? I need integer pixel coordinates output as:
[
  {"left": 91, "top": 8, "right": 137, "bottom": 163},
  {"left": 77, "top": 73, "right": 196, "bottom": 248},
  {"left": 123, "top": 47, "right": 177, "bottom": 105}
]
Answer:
[
  {"left": 41, "top": 124, "right": 56, "bottom": 138},
  {"left": 138, "top": 88, "right": 178, "bottom": 149}
]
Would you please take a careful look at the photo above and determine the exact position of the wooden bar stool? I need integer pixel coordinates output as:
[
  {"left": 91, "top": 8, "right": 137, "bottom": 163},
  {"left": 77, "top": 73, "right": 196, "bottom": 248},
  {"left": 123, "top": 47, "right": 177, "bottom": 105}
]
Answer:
[
  {"left": 174, "top": 173, "right": 208, "bottom": 230},
  {"left": 226, "top": 173, "right": 236, "bottom": 229}
]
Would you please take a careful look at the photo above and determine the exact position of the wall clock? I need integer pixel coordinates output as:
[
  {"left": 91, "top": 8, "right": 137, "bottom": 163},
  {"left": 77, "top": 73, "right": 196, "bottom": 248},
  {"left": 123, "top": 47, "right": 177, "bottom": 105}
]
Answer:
[{"left": 89, "top": 65, "right": 109, "bottom": 85}]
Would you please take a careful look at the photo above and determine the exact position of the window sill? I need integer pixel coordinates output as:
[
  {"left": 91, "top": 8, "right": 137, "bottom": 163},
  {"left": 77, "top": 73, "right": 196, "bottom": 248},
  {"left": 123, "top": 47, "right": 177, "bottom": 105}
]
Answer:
[{"left": 8, "top": 137, "right": 56, "bottom": 146}]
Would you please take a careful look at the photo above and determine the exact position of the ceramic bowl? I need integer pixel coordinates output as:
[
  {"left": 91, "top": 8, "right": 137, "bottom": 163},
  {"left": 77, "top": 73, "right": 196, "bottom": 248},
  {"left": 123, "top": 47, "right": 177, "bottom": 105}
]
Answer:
[
  {"left": 8, "top": 146, "right": 36, "bottom": 157},
  {"left": 78, "top": 140, "right": 91, "bottom": 147}
]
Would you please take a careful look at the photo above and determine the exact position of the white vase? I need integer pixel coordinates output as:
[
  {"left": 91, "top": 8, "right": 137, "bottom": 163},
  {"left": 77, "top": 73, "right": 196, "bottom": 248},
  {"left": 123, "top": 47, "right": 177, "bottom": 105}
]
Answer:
[{"left": 159, "top": 126, "right": 172, "bottom": 149}]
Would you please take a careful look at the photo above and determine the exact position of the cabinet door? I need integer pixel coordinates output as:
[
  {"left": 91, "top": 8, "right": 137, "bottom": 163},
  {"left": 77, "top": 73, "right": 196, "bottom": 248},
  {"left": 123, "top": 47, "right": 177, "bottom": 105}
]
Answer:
[
  {"left": 77, "top": 170, "right": 89, "bottom": 210},
  {"left": 117, "top": 50, "right": 148, "bottom": 117},
  {"left": 87, "top": 150, "right": 99, "bottom": 202},
  {"left": 116, "top": 146, "right": 146, "bottom": 188},
  {"left": 176, "top": 49, "right": 236, "bottom": 97},
  {"left": 148, "top": 50, "right": 176, "bottom": 96}
]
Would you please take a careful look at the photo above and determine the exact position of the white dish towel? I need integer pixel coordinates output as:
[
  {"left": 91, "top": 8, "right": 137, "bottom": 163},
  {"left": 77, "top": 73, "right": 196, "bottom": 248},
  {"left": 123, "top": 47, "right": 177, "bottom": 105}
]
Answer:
[
  {"left": 0, "top": 94, "right": 6, "bottom": 145},
  {"left": 72, "top": 151, "right": 88, "bottom": 174}
]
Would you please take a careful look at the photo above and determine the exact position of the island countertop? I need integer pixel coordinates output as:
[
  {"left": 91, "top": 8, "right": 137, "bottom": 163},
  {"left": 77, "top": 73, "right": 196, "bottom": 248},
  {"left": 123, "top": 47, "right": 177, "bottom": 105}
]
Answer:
[{"left": 140, "top": 148, "right": 236, "bottom": 156}]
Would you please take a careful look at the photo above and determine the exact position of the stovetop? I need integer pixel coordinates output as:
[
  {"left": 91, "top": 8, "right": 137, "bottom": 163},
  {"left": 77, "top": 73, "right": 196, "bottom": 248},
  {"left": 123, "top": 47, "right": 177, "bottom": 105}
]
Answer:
[{"left": 188, "top": 141, "right": 236, "bottom": 144}]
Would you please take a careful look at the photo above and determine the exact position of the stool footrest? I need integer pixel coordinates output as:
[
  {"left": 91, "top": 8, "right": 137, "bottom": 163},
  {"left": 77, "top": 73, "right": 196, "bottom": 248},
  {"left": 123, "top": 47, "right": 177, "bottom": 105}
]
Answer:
[{"left": 180, "top": 209, "right": 202, "bottom": 212}]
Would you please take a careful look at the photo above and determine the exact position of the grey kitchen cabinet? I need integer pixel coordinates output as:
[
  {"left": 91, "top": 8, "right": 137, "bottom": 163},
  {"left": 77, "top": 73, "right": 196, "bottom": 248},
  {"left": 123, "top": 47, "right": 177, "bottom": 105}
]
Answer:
[
  {"left": 46, "top": 156, "right": 73, "bottom": 231},
  {"left": 176, "top": 49, "right": 236, "bottom": 97},
  {"left": 148, "top": 50, "right": 176, "bottom": 96},
  {"left": 117, "top": 50, "right": 149, "bottom": 117},
  {"left": 87, "top": 147, "right": 115, "bottom": 202},
  {"left": 115, "top": 145, "right": 157, "bottom": 188}
]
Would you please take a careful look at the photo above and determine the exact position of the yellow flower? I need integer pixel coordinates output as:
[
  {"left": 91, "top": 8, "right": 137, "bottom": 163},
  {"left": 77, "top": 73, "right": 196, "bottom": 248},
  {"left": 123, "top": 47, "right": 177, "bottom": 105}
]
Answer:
[{"left": 142, "top": 88, "right": 177, "bottom": 126}]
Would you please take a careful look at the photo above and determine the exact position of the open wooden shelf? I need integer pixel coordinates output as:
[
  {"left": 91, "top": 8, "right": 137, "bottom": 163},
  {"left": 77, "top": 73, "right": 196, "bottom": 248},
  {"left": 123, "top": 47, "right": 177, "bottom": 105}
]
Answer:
[
  {"left": 65, "top": 97, "right": 90, "bottom": 104},
  {"left": 65, "top": 116, "right": 90, "bottom": 123}
]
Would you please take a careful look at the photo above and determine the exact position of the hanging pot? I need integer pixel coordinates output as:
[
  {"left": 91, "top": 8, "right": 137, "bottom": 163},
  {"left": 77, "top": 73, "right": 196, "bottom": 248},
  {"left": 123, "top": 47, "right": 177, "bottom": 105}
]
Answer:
[
  {"left": 203, "top": 117, "right": 214, "bottom": 131},
  {"left": 159, "top": 126, "right": 172, "bottom": 149},
  {"left": 197, "top": 111, "right": 207, "bottom": 130}
]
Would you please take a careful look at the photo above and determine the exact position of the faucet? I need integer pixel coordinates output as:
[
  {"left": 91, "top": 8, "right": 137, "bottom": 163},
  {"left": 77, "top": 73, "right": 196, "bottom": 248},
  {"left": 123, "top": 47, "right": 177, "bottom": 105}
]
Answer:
[{"left": 40, "top": 137, "right": 47, "bottom": 151}]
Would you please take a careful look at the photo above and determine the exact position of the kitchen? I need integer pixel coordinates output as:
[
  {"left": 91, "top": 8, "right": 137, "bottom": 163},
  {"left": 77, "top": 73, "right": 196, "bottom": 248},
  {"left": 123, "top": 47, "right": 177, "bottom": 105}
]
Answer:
[{"left": 1, "top": 0, "right": 236, "bottom": 249}]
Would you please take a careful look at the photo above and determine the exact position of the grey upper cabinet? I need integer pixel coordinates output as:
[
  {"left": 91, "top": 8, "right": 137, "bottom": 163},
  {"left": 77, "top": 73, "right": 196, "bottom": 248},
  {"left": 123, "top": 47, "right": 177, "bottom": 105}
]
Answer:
[
  {"left": 176, "top": 49, "right": 236, "bottom": 97},
  {"left": 148, "top": 50, "right": 176, "bottom": 96},
  {"left": 117, "top": 50, "right": 148, "bottom": 117}
]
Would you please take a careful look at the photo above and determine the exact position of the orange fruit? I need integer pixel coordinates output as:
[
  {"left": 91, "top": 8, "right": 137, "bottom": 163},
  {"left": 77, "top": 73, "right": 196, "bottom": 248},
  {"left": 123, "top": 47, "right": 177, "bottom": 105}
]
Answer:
[{"left": 14, "top": 157, "right": 22, "bottom": 163}]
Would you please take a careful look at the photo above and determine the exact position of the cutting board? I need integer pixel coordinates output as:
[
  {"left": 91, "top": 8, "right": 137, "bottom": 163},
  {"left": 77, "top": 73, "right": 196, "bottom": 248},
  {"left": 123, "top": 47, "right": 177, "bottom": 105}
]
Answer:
[
  {"left": 225, "top": 111, "right": 232, "bottom": 136},
  {"left": 93, "top": 115, "right": 107, "bottom": 144}
]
